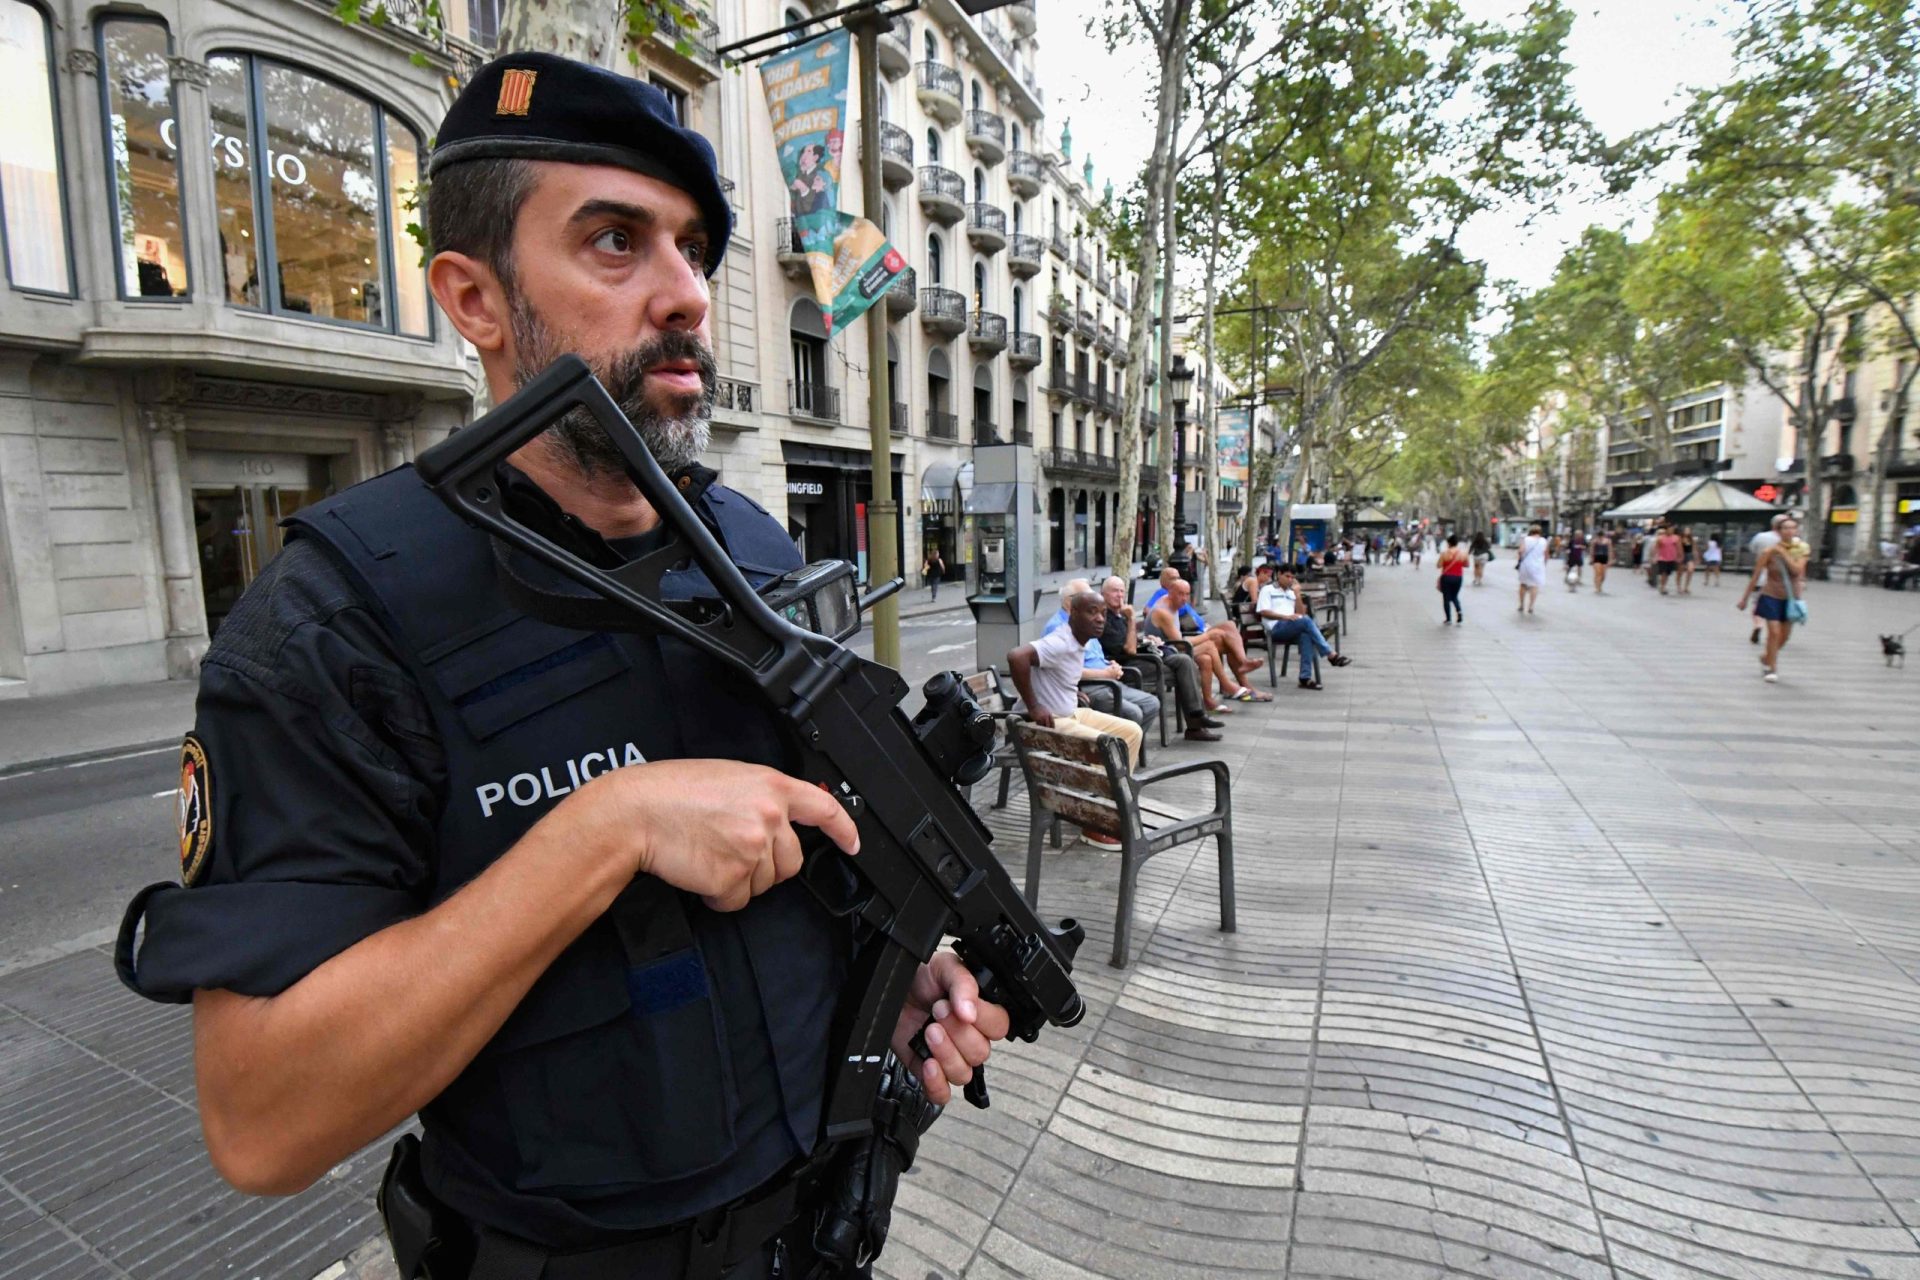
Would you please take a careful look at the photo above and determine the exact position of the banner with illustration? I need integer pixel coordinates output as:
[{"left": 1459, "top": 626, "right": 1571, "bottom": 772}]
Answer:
[
  {"left": 760, "top": 31, "right": 907, "bottom": 335},
  {"left": 1217, "top": 406, "right": 1251, "bottom": 488}
]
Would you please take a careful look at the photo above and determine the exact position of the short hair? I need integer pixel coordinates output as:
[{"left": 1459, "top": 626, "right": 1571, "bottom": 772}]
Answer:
[
  {"left": 1102, "top": 575, "right": 1126, "bottom": 592},
  {"left": 1446, "top": 534, "right": 1459, "bottom": 546},
  {"left": 425, "top": 157, "right": 540, "bottom": 289},
  {"left": 1068, "top": 590, "right": 1103, "bottom": 613},
  {"left": 1771, "top": 512, "right": 1790, "bottom": 529},
  {"left": 1059, "top": 578, "right": 1091, "bottom": 608}
]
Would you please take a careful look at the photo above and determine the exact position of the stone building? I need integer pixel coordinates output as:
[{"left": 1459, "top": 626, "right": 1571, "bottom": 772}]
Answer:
[
  {"left": 0, "top": 0, "right": 1147, "bottom": 697},
  {"left": 0, "top": 0, "right": 481, "bottom": 696}
]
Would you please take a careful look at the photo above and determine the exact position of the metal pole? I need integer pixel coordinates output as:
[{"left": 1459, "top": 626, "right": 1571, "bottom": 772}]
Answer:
[{"left": 847, "top": 11, "right": 900, "bottom": 668}]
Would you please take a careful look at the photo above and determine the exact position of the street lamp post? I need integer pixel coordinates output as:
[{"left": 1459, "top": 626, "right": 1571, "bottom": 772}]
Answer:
[{"left": 1167, "top": 353, "right": 1194, "bottom": 548}]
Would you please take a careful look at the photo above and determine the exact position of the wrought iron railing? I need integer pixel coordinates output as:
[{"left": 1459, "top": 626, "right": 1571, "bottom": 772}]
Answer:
[{"left": 788, "top": 380, "right": 840, "bottom": 422}]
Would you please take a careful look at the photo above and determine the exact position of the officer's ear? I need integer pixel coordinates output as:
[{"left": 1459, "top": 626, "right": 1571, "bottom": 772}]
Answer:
[{"left": 428, "top": 249, "right": 509, "bottom": 356}]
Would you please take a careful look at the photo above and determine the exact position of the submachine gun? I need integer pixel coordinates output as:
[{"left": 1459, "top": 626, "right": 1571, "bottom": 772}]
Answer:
[{"left": 414, "top": 354, "right": 1085, "bottom": 1170}]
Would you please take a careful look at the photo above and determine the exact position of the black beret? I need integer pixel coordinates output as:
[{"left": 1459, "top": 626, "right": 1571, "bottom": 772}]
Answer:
[{"left": 431, "top": 51, "right": 732, "bottom": 274}]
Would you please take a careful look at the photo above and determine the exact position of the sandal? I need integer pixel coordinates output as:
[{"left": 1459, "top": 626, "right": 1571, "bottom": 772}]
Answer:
[
  {"left": 1327, "top": 654, "right": 1352, "bottom": 667},
  {"left": 1232, "top": 687, "right": 1274, "bottom": 703},
  {"left": 1203, "top": 701, "right": 1237, "bottom": 715}
]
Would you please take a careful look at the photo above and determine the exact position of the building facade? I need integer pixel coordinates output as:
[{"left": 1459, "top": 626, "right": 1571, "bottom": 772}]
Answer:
[
  {"left": 0, "top": 0, "right": 489, "bottom": 697},
  {"left": 0, "top": 0, "right": 1151, "bottom": 697}
]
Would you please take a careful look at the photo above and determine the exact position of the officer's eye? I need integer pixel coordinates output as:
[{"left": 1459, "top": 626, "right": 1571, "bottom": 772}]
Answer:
[
  {"left": 591, "top": 228, "right": 632, "bottom": 255},
  {"left": 680, "top": 240, "right": 709, "bottom": 270}
]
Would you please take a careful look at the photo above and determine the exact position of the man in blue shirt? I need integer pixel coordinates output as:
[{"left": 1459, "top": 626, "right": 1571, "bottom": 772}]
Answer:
[{"left": 1041, "top": 578, "right": 1093, "bottom": 636}]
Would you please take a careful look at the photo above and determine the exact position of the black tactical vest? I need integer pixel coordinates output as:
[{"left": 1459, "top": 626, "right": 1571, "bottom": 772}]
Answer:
[{"left": 285, "top": 466, "right": 847, "bottom": 1246}]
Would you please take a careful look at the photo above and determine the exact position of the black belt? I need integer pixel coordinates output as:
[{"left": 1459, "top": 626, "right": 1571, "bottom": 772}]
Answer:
[{"left": 469, "top": 1176, "right": 804, "bottom": 1280}]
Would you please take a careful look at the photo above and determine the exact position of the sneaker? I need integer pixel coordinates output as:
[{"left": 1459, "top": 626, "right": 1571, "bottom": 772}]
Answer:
[
  {"left": 1083, "top": 831, "right": 1122, "bottom": 848},
  {"left": 1763, "top": 671, "right": 1778, "bottom": 683}
]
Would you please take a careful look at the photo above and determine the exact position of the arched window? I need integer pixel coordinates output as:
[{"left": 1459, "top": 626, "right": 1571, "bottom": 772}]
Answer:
[
  {"left": 970, "top": 79, "right": 983, "bottom": 111},
  {"left": 973, "top": 260, "right": 987, "bottom": 308},
  {"left": 923, "top": 29, "right": 937, "bottom": 62},
  {"left": 926, "top": 233, "right": 943, "bottom": 285},
  {"left": 925, "top": 127, "right": 941, "bottom": 165},
  {"left": 1010, "top": 123, "right": 1022, "bottom": 152},
  {"left": 973, "top": 166, "right": 985, "bottom": 201},
  {"left": 790, "top": 298, "right": 831, "bottom": 419},
  {"left": 1012, "top": 285, "right": 1025, "bottom": 333},
  {"left": 787, "top": 7, "right": 808, "bottom": 27},
  {"left": 101, "top": 18, "right": 189, "bottom": 299},
  {"left": 203, "top": 52, "right": 429, "bottom": 333},
  {"left": 1, "top": 0, "right": 72, "bottom": 294},
  {"left": 1012, "top": 202, "right": 1022, "bottom": 234}
]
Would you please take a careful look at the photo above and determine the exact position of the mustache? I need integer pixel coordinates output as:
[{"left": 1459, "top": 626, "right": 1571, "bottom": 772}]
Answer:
[{"left": 600, "top": 330, "right": 718, "bottom": 410}]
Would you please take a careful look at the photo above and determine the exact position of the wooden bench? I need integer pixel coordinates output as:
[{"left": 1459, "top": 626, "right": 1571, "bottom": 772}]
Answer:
[
  {"left": 1228, "top": 595, "right": 1279, "bottom": 687},
  {"left": 962, "top": 668, "right": 1022, "bottom": 810},
  {"left": 1009, "top": 719, "right": 1236, "bottom": 968}
]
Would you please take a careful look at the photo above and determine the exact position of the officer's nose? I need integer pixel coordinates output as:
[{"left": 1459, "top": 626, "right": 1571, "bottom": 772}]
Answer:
[{"left": 647, "top": 237, "right": 711, "bottom": 338}]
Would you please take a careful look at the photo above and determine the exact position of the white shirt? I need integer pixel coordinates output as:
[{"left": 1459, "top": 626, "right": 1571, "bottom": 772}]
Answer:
[
  {"left": 1024, "top": 624, "right": 1088, "bottom": 717},
  {"left": 1257, "top": 583, "right": 1298, "bottom": 618},
  {"left": 1749, "top": 530, "right": 1780, "bottom": 555}
]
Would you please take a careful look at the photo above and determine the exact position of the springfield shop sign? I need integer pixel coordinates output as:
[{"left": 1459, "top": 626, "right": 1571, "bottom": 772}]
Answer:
[{"left": 760, "top": 31, "right": 907, "bottom": 334}]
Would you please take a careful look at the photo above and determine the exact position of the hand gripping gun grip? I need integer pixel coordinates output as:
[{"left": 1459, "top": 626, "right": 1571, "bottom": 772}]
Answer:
[{"left": 414, "top": 356, "right": 1085, "bottom": 1134}]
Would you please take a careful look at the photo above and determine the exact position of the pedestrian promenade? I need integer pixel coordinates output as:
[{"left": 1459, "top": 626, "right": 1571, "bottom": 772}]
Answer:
[{"left": 2, "top": 561, "right": 1916, "bottom": 1278}]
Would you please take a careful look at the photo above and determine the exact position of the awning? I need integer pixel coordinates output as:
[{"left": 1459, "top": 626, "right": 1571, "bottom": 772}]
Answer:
[
  {"left": 957, "top": 461, "right": 975, "bottom": 509},
  {"left": 920, "top": 461, "right": 959, "bottom": 513},
  {"left": 1601, "top": 477, "right": 1780, "bottom": 522},
  {"left": 1290, "top": 503, "right": 1337, "bottom": 522},
  {"left": 965, "top": 481, "right": 1019, "bottom": 515},
  {"left": 1346, "top": 505, "right": 1397, "bottom": 527}
]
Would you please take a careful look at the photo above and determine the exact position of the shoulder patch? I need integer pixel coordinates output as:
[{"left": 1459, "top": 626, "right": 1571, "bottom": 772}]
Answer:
[{"left": 177, "top": 734, "right": 213, "bottom": 887}]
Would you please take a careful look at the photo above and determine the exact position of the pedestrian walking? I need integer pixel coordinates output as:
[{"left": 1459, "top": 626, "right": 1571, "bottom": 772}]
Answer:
[
  {"left": 1437, "top": 534, "right": 1468, "bottom": 623},
  {"left": 1408, "top": 535, "right": 1423, "bottom": 569},
  {"left": 924, "top": 546, "right": 946, "bottom": 601},
  {"left": 1515, "top": 523, "right": 1547, "bottom": 613},
  {"left": 1747, "top": 513, "right": 1790, "bottom": 642},
  {"left": 1470, "top": 530, "right": 1491, "bottom": 586},
  {"left": 1591, "top": 528, "right": 1612, "bottom": 593},
  {"left": 1737, "top": 516, "right": 1809, "bottom": 682},
  {"left": 1702, "top": 535, "right": 1722, "bottom": 586},
  {"left": 1677, "top": 528, "right": 1697, "bottom": 595},
  {"left": 1565, "top": 529, "right": 1586, "bottom": 590},
  {"left": 1653, "top": 523, "right": 1684, "bottom": 593}
]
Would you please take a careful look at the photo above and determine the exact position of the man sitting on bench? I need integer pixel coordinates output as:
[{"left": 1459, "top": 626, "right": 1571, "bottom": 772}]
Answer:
[
  {"left": 1008, "top": 589, "right": 1144, "bottom": 848},
  {"left": 1258, "top": 563, "right": 1351, "bottom": 690}
]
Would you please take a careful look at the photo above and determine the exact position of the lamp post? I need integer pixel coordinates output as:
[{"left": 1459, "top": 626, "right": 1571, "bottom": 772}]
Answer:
[{"left": 1167, "top": 353, "right": 1195, "bottom": 547}]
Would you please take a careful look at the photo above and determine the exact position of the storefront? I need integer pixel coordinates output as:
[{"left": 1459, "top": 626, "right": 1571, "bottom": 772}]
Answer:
[
  {"left": 781, "top": 441, "right": 904, "bottom": 583},
  {"left": 918, "top": 458, "right": 967, "bottom": 584}
]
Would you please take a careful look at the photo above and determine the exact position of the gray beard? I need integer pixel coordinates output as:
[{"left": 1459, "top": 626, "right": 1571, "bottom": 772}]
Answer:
[{"left": 509, "top": 297, "right": 715, "bottom": 477}]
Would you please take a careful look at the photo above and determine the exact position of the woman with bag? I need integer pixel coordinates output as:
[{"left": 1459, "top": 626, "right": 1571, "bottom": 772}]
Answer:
[
  {"left": 1736, "top": 516, "right": 1810, "bottom": 683},
  {"left": 1515, "top": 524, "right": 1548, "bottom": 614},
  {"left": 923, "top": 546, "right": 946, "bottom": 601},
  {"left": 1437, "top": 534, "right": 1468, "bottom": 624}
]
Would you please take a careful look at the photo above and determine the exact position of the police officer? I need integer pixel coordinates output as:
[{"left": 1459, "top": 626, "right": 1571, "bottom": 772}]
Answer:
[{"left": 116, "top": 52, "right": 1010, "bottom": 1279}]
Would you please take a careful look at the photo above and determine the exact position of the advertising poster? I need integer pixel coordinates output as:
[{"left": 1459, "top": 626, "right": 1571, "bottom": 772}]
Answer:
[
  {"left": 1217, "top": 406, "right": 1250, "bottom": 487},
  {"left": 760, "top": 31, "right": 907, "bottom": 334}
]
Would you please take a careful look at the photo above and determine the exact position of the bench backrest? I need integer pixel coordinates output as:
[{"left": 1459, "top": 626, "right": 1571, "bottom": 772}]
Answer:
[
  {"left": 963, "top": 668, "right": 1010, "bottom": 716},
  {"left": 1009, "top": 719, "right": 1132, "bottom": 839}
]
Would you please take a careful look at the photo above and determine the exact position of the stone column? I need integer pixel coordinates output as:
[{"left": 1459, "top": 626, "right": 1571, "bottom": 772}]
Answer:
[
  {"left": 167, "top": 56, "right": 221, "bottom": 308},
  {"left": 143, "top": 402, "right": 208, "bottom": 672}
]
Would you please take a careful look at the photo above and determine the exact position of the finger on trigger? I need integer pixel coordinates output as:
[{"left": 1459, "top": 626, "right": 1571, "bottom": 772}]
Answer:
[{"left": 924, "top": 1021, "right": 972, "bottom": 1084}]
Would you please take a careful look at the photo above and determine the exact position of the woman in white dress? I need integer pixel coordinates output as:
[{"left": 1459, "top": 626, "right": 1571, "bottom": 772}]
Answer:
[{"left": 1515, "top": 523, "right": 1548, "bottom": 614}]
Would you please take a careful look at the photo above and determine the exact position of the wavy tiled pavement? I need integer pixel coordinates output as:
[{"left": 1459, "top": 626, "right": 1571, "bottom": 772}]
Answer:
[{"left": 883, "top": 567, "right": 1920, "bottom": 1280}]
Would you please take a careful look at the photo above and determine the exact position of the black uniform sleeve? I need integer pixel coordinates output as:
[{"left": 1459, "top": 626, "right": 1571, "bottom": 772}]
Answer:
[{"left": 118, "top": 539, "right": 447, "bottom": 1003}]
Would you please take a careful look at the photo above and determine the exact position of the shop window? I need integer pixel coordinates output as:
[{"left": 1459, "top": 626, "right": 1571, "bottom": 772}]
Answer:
[
  {"left": 207, "top": 53, "right": 429, "bottom": 336},
  {"left": 101, "top": 18, "right": 188, "bottom": 298},
  {"left": 0, "top": 0, "right": 71, "bottom": 293}
]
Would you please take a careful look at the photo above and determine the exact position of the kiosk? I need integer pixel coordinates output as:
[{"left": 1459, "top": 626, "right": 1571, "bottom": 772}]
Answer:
[
  {"left": 965, "top": 443, "right": 1041, "bottom": 672},
  {"left": 1287, "top": 503, "right": 1337, "bottom": 559}
]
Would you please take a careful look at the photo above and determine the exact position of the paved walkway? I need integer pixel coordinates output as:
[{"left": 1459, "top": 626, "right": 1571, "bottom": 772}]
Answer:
[{"left": 3, "top": 563, "right": 1917, "bottom": 1278}]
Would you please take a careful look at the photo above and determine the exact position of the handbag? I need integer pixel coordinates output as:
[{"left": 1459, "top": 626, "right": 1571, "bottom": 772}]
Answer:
[{"left": 1779, "top": 554, "right": 1808, "bottom": 624}]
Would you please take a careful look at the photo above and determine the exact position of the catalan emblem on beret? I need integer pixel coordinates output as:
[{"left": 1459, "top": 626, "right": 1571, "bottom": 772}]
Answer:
[
  {"left": 496, "top": 67, "right": 537, "bottom": 117},
  {"left": 178, "top": 734, "right": 213, "bottom": 887}
]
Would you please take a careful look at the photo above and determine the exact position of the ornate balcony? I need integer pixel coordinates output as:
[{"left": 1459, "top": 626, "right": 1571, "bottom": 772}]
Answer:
[
  {"left": 1047, "top": 294, "right": 1073, "bottom": 331},
  {"left": 890, "top": 401, "right": 909, "bottom": 434},
  {"left": 917, "top": 165, "right": 964, "bottom": 224},
  {"left": 877, "top": 20, "right": 911, "bottom": 79},
  {"left": 1075, "top": 309, "right": 1096, "bottom": 342},
  {"left": 965, "top": 109, "right": 1006, "bottom": 164},
  {"left": 920, "top": 285, "right": 967, "bottom": 335},
  {"left": 1075, "top": 245, "right": 1091, "bottom": 276},
  {"left": 1008, "top": 150, "right": 1043, "bottom": 197},
  {"left": 915, "top": 61, "right": 962, "bottom": 125},
  {"left": 1047, "top": 366, "right": 1075, "bottom": 402},
  {"left": 969, "top": 310, "right": 1007, "bottom": 354},
  {"left": 1007, "top": 0, "right": 1036, "bottom": 36},
  {"left": 1043, "top": 446, "right": 1119, "bottom": 479},
  {"left": 860, "top": 121, "right": 913, "bottom": 190},
  {"left": 789, "top": 380, "right": 840, "bottom": 423},
  {"left": 966, "top": 201, "right": 1007, "bottom": 253},
  {"left": 1112, "top": 339, "right": 1129, "bottom": 367},
  {"left": 1115, "top": 280, "right": 1130, "bottom": 308},
  {"left": 1007, "top": 233, "right": 1043, "bottom": 277},
  {"left": 973, "top": 418, "right": 1002, "bottom": 445},
  {"left": 926, "top": 409, "right": 959, "bottom": 440},
  {"left": 1072, "top": 372, "right": 1095, "bottom": 405},
  {"left": 1050, "top": 228, "right": 1070, "bottom": 259},
  {"left": 1008, "top": 331, "right": 1041, "bottom": 369},
  {"left": 1096, "top": 324, "right": 1117, "bottom": 356},
  {"left": 774, "top": 217, "right": 806, "bottom": 279},
  {"left": 885, "top": 266, "right": 916, "bottom": 315}
]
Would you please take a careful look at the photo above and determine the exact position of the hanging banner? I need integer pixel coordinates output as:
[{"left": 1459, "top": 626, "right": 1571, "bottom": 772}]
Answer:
[
  {"left": 1217, "top": 406, "right": 1250, "bottom": 488},
  {"left": 760, "top": 31, "right": 907, "bottom": 335}
]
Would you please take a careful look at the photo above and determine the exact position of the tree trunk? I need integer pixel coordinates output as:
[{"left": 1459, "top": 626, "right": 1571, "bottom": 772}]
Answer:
[
  {"left": 1238, "top": 447, "right": 1277, "bottom": 570},
  {"left": 1198, "top": 160, "right": 1225, "bottom": 601},
  {"left": 1151, "top": 66, "right": 1183, "bottom": 559},
  {"left": 1109, "top": 0, "right": 1192, "bottom": 578},
  {"left": 498, "top": 0, "right": 622, "bottom": 63},
  {"left": 1797, "top": 329, "right": 1829, "bottom": 558},
  {"left": 1866, "top": 361, "right": 1917, "bottom": 558}
]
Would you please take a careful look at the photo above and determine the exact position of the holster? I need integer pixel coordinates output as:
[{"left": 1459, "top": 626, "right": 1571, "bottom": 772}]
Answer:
[{"left": 379, "top": 1133, "right": 472, "bottom": 1280}]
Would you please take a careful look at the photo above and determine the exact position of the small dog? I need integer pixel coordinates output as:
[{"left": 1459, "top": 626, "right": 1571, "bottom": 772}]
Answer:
[{"left": 1882, "top": 633, "right": 1907, "bottom": 667}]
